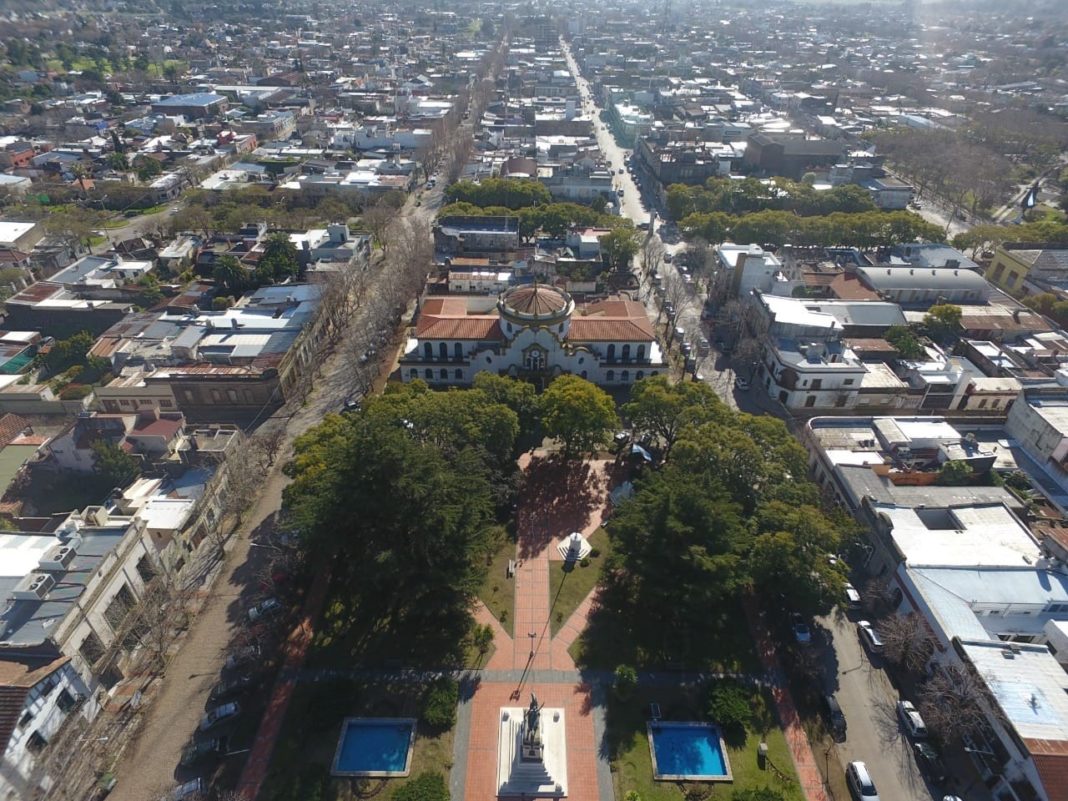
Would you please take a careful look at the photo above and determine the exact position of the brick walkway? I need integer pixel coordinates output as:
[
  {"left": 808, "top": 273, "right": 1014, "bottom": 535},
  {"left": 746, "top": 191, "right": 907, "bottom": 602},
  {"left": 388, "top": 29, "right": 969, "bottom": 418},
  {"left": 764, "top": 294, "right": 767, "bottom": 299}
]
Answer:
[
  {"left": 460, "top": 453, "right": 614, "bottom": 801},
  {"left": 234, "top": 564, "right": 333, "bottom": 801},
  {"left": 743, "top": 598, "right": 829, "bottom": 801}
]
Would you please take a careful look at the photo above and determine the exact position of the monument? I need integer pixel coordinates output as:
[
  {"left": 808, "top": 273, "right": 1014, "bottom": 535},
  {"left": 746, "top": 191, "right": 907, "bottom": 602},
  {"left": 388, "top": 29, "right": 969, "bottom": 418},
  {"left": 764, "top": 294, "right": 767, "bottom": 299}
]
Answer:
[
  {"left": 497, "top": 693, "right": 568, "bottom": 797},
  {"left": 555, "top": 531, "right": 591, "bottom": 563}
]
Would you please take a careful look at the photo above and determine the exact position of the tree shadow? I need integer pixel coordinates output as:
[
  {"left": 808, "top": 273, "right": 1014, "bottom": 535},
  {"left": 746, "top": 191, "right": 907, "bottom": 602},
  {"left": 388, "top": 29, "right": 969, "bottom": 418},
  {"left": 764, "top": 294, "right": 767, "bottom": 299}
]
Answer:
[{"left": 516, "top": 454, "right": 606, "bottom": 559}]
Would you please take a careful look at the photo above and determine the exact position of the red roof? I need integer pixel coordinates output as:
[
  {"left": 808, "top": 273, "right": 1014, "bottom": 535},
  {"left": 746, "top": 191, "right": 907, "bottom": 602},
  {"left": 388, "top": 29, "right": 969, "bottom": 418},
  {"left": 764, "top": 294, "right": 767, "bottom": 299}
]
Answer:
[
  {"left": 418, "top": 317, "right": 503, "bottom": 340},
  {"left": 568, "top": 318, "right": 655, "bottom": 342}
]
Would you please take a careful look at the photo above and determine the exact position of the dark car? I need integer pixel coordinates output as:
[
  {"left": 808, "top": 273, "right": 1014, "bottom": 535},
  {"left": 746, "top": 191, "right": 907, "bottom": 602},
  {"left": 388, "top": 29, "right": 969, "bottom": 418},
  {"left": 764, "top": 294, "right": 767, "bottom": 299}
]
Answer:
[
  {"left": 208, "top": 674, "right": 255, "bottom": 704},
  {"left": 179, "top": 736, "right": 228, "bottom": 766},
  {"left": 913, "top": 741, "right": 948, "bottom": 785},
  {"left": 823, "top": 694, "right": 847, "bottom": 740}
]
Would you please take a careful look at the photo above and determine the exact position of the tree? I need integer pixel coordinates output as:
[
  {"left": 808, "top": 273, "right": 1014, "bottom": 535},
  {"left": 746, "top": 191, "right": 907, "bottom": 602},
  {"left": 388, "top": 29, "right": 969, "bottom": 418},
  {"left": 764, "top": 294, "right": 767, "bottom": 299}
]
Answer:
[
  {"left": 878, "top": 613, "right": 935, "bottom": 675},
  {"left": 472, "top": 373, "right": 540, "bottom": 451},
  {"left": 258, "top": 232, "right": 301, "bottom": 283},
  {"left": 599, "top": 227, "right": 641, "bottom": 274},
  {"left": 133, "top": 155, "right": 162, "bottom": 183},
  {"left": 613, "top": 664, "right": 638, "bottom": 700},
  {"left": 623, "top": 376, "right": 722, "bottom": 459},
  {"left": 472, "top": 624, "right": 494, "bottom": 658},
  {"left": 540, "top": 375, "right": 618, "bottom": 458},
  {"left": 213, "top": 255, "right": 248, "bottom": 293},
  {"left": 91, "top": 440, "right": 139, "bottom": 488},
  {"left": 917, "top": 663, "right": 993, "bottom": 744},
  {"left": 885, "top": 325, "right": 926, "bottom": 359},
  {"left": 421, "top": 678, "right": 458, "bottom": 729},
  {"left": 706, "top": 679, "right": 751, "bottom": 737},
  {"left": 105, "top": 152, "right": 128, "bottom": 172},
  {"left": 938, "top": 460, "right": 974, "bottom": 485},
  {"left": 391, "top": 772, "right": 449, "bottom": 801},
  {"left": 42, "top": 331, "right": 95, "bottom": 374},
  {"left": 923, "top": 303, "right": 963, "bottom": 341}
]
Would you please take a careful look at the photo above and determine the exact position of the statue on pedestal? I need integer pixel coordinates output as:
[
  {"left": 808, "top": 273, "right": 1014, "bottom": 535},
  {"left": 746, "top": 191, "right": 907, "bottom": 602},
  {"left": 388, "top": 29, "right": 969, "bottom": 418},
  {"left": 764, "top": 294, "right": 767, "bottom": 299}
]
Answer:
[{"left": 521, "top": 693, "right": 544, "bottom": 761}]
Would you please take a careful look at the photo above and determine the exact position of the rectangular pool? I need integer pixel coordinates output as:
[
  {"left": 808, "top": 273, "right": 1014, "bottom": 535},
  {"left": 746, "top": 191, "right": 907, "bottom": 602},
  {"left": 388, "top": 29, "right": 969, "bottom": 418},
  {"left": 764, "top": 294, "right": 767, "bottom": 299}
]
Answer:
[
  {"left": 331, "top": 717, "right": 416, "bottom": 777},
  {"left": 647, "top": 722, "right": 733, "bottom": 782}
]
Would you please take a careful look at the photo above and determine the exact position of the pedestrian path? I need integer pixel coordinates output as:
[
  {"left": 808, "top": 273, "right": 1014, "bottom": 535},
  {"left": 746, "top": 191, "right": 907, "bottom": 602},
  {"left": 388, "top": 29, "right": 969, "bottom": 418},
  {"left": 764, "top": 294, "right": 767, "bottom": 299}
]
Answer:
[
  {"left": 744, "top": 598, "right": 830, "bottom": 801},
  {"left": 235, "top": 564, "right": 333, "bottom": 801}
]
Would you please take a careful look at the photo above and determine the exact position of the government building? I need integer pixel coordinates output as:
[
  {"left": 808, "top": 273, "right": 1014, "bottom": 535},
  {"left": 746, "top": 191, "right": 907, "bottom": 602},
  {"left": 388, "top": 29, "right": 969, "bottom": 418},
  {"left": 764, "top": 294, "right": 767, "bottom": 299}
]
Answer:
[{"left": 400, "top": 283, "right": 666, "bottom": 386}]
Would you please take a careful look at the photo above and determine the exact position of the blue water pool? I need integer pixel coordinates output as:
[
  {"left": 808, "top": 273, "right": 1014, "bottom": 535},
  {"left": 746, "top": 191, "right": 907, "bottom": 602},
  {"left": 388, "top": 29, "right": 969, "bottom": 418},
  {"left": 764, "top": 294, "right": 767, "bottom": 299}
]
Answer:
[
  {"left": 331, "top": 717, "right": 416, "bottom": 777},
  {"left": 648, "top": 722, "right": 733, "bottom": 781}
]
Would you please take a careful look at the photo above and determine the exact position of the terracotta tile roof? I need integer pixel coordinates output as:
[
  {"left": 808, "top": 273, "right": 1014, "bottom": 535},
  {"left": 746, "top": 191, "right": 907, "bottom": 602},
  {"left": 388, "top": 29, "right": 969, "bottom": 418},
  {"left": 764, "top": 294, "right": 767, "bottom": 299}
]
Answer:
[
  {"left": 0, "top": 414, "right": 30, "bottom": 449},
  {"left": 828, "top": 272, "right": 881, "bottom": 301},
  {"left": 417, "top": 316, "right": 503, "bottom": 340},
  {"left": 1026, "top": 744, "right": 1068, "bottom": 801},
  {"left": 0, "top": 656, "right": 69, "bottom": 753},
  {"left": 567, "top": 318, "right": 655, "bottom": 342},
  {"left": 420, "top": 297, "right": 470, "bottom": 316}
]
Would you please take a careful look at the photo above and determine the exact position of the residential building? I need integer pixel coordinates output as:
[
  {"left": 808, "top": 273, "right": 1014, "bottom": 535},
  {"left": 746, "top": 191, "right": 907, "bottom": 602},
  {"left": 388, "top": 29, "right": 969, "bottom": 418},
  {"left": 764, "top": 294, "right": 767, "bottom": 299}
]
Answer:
[
  {"left": 0, "top": 223, "right": 42, "bottom": 254},
  {"left": 150, "top": 92, "right": 228, "bottom": 120},
  {"left": 434, "top": 216, "right": 521, "bottom": 255},
  {"left": 855, "top": 264, "right": 989, "bottom": 306},
  {"left": 743, "top": 132, "right": 845, "bottom": 178},
  {"left": 986, "top": 244, "right": 1068, "bottom": 296}
]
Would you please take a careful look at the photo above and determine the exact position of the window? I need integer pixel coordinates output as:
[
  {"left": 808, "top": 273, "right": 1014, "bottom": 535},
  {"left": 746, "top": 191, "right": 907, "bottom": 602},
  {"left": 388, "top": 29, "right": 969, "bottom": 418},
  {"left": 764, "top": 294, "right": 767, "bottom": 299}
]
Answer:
[
  {"left": 580, "top": 371, "right": 587, "bottom": 379},
  {"left": 811, "top": 379, "right": 823, "bottom": 390},
  {"left": 79, "top": 632, "right": 105, "bottom": 665},
  {"left": 455, "top": 369, "right": 463, "bottom": 379},
  {"left": 486, "top": 355, "right": 492, "bottom": 364},
  {"left": 439, "top": 342, "right": 448, "bottom": 360},
  {"left": 227, "top": 389, "right": 238, "bottom": 403},
  {"left": 135, "top": 555, "right": 157, "bottom": 583},
  {"left": 991, "top": 399, "right": 1000, "bottom": 409},
  {"left": 607, "top": 344, "right": 616, "bottom": 362},
  {"left": 25, "top": 731, "right": 47, "bottom": 753},
  {"left": 622, "top": 344, "right": 631, "bottom": 362},
  {"left": 104, "top": 584, "right": 135, "bottom": 630},
  {"left": 978, "top": 399, "right": 988, "bottom": 409},
  {"left": 805, "top": 395, "right": 816, "bottom": 408},
  {"left": 606, "top": 370, "right": 615, "bottom": 382},
  {"left": 18, "top": 710, "right": 33, "bottom": 729},
  {"left": 454, "top": 343, "right": 463, "bottom": 360},
  {"left": 843, "top": 379, "right": 854, "bottom": 386},
  {"left": 651, "top": 372, "right": 658, "bottom": 377},
  {"left": 636, "top": 371, "right": 644, "bottom": 380},
  {"left": 424, "top": 369, "right": 433, "bottom": 379},
  {"left": 621, "top": 370, "right": 630, "bottom": 382},
  {"left": 410, "top": 369, "right": 418, "bottom": 379},
  {"left": 835, "top": 395, "right": 848, "bottom": 408},
  {"left": 637, "top": 345, "right": 645, "bottom": 361},
  {"left": 1006, "top": 274, "right": 1017, "bottom": 288},
  {"left": 210, "top": 389, "right": 222, "bottom": 403},
  {"left": 160, "top": 399, "right": 173, "bottom": 408},
  {"left": 423, "top": 342, "right": 432, "bottom": 359},
  {"left": 56, "top": 689, "right": 77, "bottom": 712}
]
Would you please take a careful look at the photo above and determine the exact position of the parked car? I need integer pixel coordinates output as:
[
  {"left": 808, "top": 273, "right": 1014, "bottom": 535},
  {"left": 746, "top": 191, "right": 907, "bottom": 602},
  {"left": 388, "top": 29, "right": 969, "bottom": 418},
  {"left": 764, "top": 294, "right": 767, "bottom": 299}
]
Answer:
[
  {"left": 845, "top": 762, "right": 880, "bottom": 801},
  {"left": 857, "top": 620, "right": 884, "bottom": 654},
  {"left": 791, "top": 613, "right": 812, "bottom": 645},
  {"left": 247, "top": 597, "right": 282, "bottom": 623},
  {"left": 164, "top": 778, "right": 204, "bottom": 801},
  {"left": 209, "top": 675, "right": 255, "bottom": 704},
  {"left": 180, "top": 736, "right": 228, "bottom": 766},
  {"left": 823, "top": 694, "right": 847, "bottom": 740},
  {"left": 343, "top": 397, "right": 362, "bottom": 413},
  {"left": 913, "top": 742, "right": 948, "bottom": 785},
  {"left": 897, "top": 700, "right": 929, "bottom": 739},
  {"left": 696, "top": 337, "right": 711, "bottom": 357},
  {"left": 224, "top": 645, "right": 259, "bottom": 671},
  {"left": 199, "top": 701, "right": 240, "bottom": 732},
  {"left": 735, "top": 375, "right": 751, "bottom": 391},
  {"left": 844, "top": 583, "right": 862, "bottom": 610}
]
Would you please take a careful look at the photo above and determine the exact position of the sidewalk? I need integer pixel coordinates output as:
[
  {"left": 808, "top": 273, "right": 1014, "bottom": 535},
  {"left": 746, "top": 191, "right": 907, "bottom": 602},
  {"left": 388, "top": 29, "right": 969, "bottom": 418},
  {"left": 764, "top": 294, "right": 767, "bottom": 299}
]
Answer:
[
  {"left": 234, "top": 564, "right": 333, "bottom": 801},
  {"left": 743, "top": 598, "right": 829, "bottom": 801}
]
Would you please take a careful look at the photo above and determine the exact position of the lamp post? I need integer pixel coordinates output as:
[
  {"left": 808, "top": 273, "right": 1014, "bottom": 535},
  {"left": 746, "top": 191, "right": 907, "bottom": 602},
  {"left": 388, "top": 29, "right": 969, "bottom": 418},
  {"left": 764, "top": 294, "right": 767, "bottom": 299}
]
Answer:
[{"left": 528, "top": 631, "right": 537, "bottom": 660}]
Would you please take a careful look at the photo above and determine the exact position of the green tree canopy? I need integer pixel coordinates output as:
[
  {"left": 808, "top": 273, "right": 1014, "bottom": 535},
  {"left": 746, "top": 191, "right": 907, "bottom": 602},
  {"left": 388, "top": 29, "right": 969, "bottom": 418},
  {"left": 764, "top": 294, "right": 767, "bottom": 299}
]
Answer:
[
  {"left": 623, "top": 376, "right": 724, "bottom": 459},
  {"left": 257, "top": 232, "right": 301, "bottom": 283},
  {"left": 91, "top": 440, "right": 139, "bottom": 488},
  {"left": 444, "top": 178, "right": 551, "bottom": 209},
  {"left": 598, "top": 228, "right": 641, "bottom": 273},
  {"left": 212, "top": 254, "right": 248, "bottom": 293},
  {"left": 540, "top": 375, "right": 618, "bottom": 458},
  {"left": 885, "top": 325, "right": 926, "bottom": 359},
  {"left": 923, "top": 303, "right": 963, "bottom": 341}
]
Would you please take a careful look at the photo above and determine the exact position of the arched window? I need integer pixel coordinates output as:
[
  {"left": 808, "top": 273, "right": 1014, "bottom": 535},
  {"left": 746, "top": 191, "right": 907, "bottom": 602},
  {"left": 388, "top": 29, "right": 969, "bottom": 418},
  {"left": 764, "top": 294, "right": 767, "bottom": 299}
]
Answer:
[
  {"left": 455, "top": 369, "right": 463, "bottom": 379},
  {"left": 607, "top": 344, "right": 616, "bottom": 362},
  {"left": 651, "top": 371, "right": 659, "bottom": 377},
  {"left": 424, "top": 369, "right": 433, "bottom": 379},
  {"left": 581, "top": 370, "right": 588, "bottom": 379},
  {"left": 439, "top": 342, "right": 448, "bottom": 360},
  {"left": 637, "top": 344, "right": 645, "bottom": 362},
  {"left": 423, "top": 342, "right": 432, "bottom": 359},
  {"left": 454, "top": 343, "right": 463, "bottom": 360},
  {"left": 621, "top": 370, "right": 630, "bottom": 382},
  {"left": 409, "top": 369, "right": 418, "bottom": 379},
  {"left": 636, "top": 371, "right": 644, "bottom": 380},
  {"left": 622, "top": 344, "right": 631, "bottom": 362},
  {"left": 440, "top": 368, "right": 448, "bottom": 380},
  {"left": 606, "top": 369, "right": 615, "bottom": 382}
]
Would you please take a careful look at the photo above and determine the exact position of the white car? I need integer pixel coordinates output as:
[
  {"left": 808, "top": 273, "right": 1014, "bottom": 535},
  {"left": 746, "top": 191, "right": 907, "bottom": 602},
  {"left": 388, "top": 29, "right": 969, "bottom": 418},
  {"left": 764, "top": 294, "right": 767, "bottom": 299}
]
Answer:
[
  {"left": 846, "top": 761, "right": 880, "bottom": 801},
  {"left": 199, "top": 701, "right": 240, "bottom": 731},
  {"left": 857, "top": 620, "right": 884, "bottom": 654},
  {"left": 844, "top": 583, "right": 862, "bottom": 609},
  {"left": 897, "top": 700, "right": 929, "bottom": 739},
  {"left": 734, "top": 376, "right": 750, "bottom": 392}
]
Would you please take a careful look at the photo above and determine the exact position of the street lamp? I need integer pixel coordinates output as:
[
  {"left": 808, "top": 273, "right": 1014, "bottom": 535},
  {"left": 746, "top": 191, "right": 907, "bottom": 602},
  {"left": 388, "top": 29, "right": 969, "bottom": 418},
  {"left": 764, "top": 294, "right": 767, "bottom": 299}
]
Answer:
[{"left": 528, "top": 631, "right": 537, "bottom": 660}]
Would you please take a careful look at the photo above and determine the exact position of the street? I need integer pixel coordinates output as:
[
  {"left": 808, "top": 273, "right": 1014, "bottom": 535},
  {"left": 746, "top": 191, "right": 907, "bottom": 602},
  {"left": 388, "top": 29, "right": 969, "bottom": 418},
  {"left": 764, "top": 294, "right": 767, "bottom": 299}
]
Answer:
[{"left": 817, "top": 609, "right": 934, "bottom": 801}]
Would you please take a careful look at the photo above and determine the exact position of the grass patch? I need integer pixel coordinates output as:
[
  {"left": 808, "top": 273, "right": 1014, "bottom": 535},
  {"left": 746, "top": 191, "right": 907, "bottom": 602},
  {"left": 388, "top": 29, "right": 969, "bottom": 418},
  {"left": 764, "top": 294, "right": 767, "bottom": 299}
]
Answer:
[
  {"left": 548, "top": 527, "right": 611, "bottom": 635},
  {"left": 477, "top": 534, "right": 516, "bottom": 636},
  {"left": 263, "top": 677, "right": 455, "bottom": 801},
  {"left": 18, "top": 468, "right": 113, "bottom": 515},
  {"left": 607, "top": 684, "right": 803, "bottom": 801},
  {"left": 570, "top": 594, "right": 760, "bottom": 674}
]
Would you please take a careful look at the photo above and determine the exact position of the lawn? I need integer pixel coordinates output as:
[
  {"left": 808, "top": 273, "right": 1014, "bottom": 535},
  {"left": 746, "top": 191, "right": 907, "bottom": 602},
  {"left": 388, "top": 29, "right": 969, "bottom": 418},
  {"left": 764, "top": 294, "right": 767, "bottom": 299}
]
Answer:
[
  {"left": 477, "top": 535, "right": 516, "bottom": 636},
  {"left": 607, "top": 684, "right": 804, "bottom": 801},
  {"left": 548, "top": 527, "right": 611, "bottom": 635},
  {"left": 263, "top": 677, "right": 455, "bottom": 801}
]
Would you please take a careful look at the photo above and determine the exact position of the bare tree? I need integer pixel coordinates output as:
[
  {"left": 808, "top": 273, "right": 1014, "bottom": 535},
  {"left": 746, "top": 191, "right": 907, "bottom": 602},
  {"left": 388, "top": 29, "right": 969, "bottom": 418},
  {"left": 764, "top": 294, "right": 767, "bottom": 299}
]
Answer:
[
  {"left": 251, "top": 426, "right": 287, "bottom": 468},
  {"left": 731, "top": 336, "right": 762, "bottom": 378},
  {"left": 877, "top": 613, "right": 936, "bottom": 675},
  {"left": 661, "top": 273, "right": 694, "bottom": 345},
  {"left": 918, "top": 663, "right": 994, "bottom": 744},
  {"left": 640, "top": 235, "right": 665, "bottom": 278},
  {"left": 361, "top": 197, "right": 397, "bottom": 253}
]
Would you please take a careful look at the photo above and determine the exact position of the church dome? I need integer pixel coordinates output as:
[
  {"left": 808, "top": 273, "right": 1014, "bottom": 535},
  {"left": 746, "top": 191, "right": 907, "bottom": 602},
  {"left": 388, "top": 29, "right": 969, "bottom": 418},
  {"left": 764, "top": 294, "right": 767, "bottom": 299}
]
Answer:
[{"left": 498, "top": 283, "right": 574, "bottom": 326}]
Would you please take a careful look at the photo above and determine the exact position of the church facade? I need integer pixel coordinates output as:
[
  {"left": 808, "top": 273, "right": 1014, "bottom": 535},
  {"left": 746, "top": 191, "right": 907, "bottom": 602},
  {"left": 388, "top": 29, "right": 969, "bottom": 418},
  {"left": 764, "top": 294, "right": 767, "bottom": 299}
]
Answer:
[{"left": 399, "top": 283, "right": 667, "bottom": 387}]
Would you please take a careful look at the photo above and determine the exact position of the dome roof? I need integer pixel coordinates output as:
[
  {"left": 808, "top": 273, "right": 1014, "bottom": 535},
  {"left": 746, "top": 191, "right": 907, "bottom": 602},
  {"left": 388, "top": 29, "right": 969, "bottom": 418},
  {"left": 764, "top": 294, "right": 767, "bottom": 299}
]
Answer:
[{"left": 501, "top": 283, "right": 570, "bottom": 317}]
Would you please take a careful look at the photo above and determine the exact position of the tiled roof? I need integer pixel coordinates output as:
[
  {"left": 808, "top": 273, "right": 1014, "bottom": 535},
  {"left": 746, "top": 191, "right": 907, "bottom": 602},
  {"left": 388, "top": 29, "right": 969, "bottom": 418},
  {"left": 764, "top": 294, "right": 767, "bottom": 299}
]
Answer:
[
  {"left": 0, "top": 656, "right": 69, "bottom": 753},
  {"left": 567, "top": 318, "right": 655, "bottom": 342},
  {"left": 503, "top": 283, "right": 569, "bottom": 316},
  {"left": 0, "top": 414, "right": 30, "bottom": 449},
  {"left": 417, "top": 317, "right": 503, "bottom": 340}
]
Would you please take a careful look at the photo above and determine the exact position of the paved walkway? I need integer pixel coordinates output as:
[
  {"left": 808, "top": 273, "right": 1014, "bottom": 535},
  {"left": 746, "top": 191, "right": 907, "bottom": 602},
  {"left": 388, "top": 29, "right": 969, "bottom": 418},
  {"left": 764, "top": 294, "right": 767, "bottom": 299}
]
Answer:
[
  {"left": 744, "top": 598, "right": 830, "bottom": 801},
  {"left": 457, "top": 454, "right": 615, "bottom": 801},
  {"left": 234, "top": 564, "right": 333, "bottom": 801}
]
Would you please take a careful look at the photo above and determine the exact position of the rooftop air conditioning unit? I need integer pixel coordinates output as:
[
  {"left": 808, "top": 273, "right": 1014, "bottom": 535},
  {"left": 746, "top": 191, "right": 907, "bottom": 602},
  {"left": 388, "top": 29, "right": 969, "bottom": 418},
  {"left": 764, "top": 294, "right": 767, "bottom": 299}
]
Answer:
[
  {"left": 38, "top": 543, "right": 77, "bottom": 572},
  {"left": 13, "top": 573, "right": 56, "bottom": 600}
]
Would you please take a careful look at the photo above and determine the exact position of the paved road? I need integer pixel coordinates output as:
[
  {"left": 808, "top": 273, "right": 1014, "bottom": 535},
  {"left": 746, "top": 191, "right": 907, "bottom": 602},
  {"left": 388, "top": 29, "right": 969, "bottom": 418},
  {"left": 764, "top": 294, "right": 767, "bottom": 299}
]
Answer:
[
  {"left": 817, "top": 610, "right": 934, "bottom": 801},
  {"left": 104, "top": 186, "right": 444, "bottom": 801}
]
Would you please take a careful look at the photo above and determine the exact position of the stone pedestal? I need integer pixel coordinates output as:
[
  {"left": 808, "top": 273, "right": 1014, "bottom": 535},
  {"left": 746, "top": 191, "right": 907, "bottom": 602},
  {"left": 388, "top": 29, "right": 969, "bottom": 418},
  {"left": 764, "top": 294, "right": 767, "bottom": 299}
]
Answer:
[
  {"left": 496, "top": 707, "right": 567, "bottom": 797},
  {"left": 556, "top": 532, "right": 591, "bottom": 562}
]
